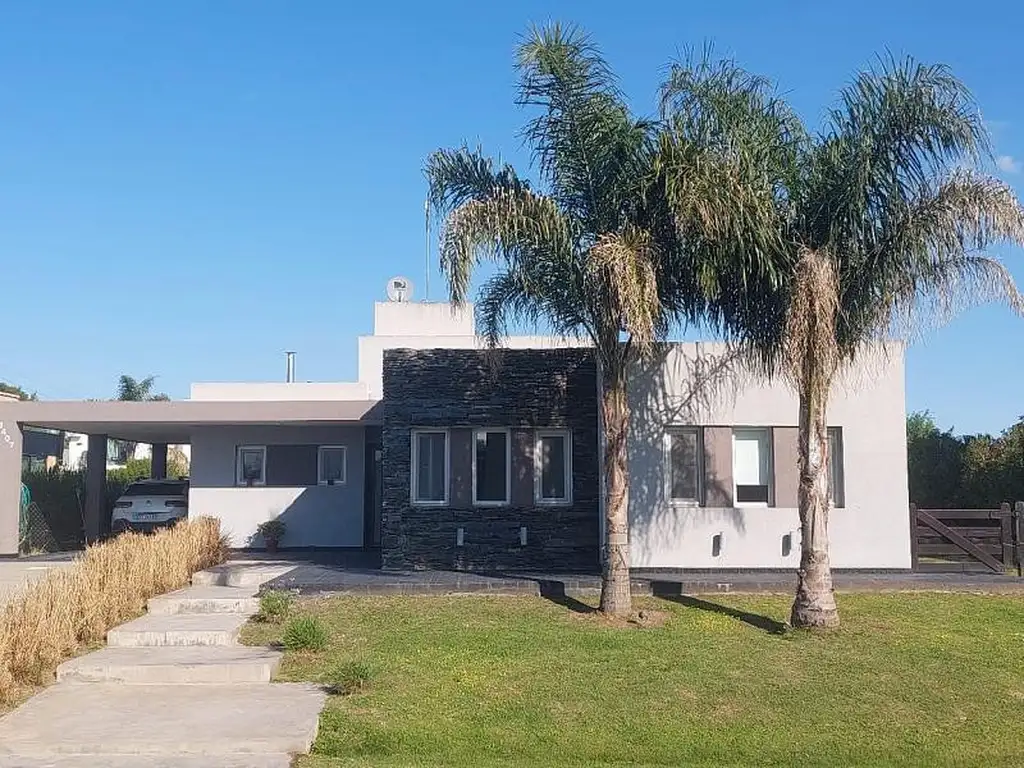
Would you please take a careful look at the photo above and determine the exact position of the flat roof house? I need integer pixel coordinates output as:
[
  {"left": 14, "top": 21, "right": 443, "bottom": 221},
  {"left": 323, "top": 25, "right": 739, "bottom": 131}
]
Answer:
[{"left": 0, "top": 295, "right": 910, "bottom": 569}]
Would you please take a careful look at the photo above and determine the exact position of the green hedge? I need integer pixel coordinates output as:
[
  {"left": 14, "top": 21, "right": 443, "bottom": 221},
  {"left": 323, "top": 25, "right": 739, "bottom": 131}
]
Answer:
[{"left": 20, "top": 458, "right": 187, "bottom": 552}]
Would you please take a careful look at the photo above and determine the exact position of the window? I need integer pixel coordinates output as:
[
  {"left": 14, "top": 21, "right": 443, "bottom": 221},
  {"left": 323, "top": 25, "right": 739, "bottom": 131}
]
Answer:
[
  {"left": 732, "top": 428, "right": 772, "bottom": 505},
  {"left": 665, "top": 427, "right": 702, "bottom": 504},
  {"left": 236, "top": 445, "right": 266, "bottom": 486},
  {"left": 318, "top": 446, "right": 347, "bottom": 485},
  {"left": 535, "top": 429, "right": 572, "bottom": 504},
  {"left": 828, "top": 427, "right": 845, "bottom": 508},
  {"left": 411, "top": 430, "right": 448, "bottom": 504},
  {"left": 472, "top": 428, "right": 510, "bottom": 506}
]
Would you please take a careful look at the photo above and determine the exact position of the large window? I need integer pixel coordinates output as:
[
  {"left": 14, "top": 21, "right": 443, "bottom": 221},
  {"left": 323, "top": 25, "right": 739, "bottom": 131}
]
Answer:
[
  {"left": 318, "top": 446, "right": 347, "bottom": 486},
  {"left": 535, "top": 429, "right": 572, "bottom": 504},
  {"left": 732, "top": 428, "right": 772, "bottom": 505},
  {"left": 665, "top": 427, "right": 702, "bottom": 504},
  {"left": 236, "top": 445, "right": 266, "bottom": 487},
  {"left": 828, "top": 427, "right": 845, "bottom": 508},
  {"left": 473, "top": 428, "right": 510, "bottom": 506},
  {"left": 411, "top": 430, "right": 448, "bottom": 505}
]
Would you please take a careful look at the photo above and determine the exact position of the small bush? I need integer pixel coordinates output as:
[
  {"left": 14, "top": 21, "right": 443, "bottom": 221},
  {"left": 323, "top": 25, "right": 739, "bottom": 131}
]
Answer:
[
  {"left": 257, "top": 590, "right": 293, "bottom": 623},
  {"left": 322, "top": 661, "right": 373, "bottom": 696},
  {"left": 282, "top": 616, "right": 328, "bottom": 651}
]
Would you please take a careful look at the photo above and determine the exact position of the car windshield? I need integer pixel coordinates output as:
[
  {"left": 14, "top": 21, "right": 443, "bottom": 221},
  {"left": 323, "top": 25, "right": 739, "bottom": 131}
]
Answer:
[{"left": 122, "top": 482, "right": 187, "bottom": 497}]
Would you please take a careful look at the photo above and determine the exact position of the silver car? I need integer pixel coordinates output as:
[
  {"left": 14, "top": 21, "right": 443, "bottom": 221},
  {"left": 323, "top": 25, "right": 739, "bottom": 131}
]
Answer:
[{"left": 111, "top": 479, "right": 189, "bottom": 534}]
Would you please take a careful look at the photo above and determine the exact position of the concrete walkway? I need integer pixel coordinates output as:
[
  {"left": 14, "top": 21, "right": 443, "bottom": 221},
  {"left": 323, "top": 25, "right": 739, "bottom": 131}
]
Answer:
[
  {"left": 0, "top": 562, "right": 325, "bottom": 768},
  {"left": 0, "top": 554, "right": 76, "bottom": 608}
]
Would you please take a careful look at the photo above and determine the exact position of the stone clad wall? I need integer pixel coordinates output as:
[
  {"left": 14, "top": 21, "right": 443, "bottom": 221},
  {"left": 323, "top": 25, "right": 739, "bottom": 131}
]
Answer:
[{"left": 381, "top": 348, "right": 600, "bottom": 572}]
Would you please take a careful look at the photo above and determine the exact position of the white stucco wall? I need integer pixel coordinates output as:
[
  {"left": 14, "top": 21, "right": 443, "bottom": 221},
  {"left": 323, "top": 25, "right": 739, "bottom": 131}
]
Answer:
[
  {"left": 189, "top": 425, "right": 365, "bottom": 548},
  {"left": 626, "top": 343, "right": 910, "bottom": 569}
]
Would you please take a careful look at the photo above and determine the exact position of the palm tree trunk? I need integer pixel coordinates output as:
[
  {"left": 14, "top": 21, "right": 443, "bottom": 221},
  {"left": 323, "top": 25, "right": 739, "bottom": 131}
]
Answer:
[
  {"left": 790, "top": 387, "right": 839, "bottom": 628},
  {"left": 599, "top": 364, "right": 632, "bottom": 616}
]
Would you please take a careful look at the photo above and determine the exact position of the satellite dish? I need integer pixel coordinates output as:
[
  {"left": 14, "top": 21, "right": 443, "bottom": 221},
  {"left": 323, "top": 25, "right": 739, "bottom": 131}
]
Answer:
[{"left": 386, "top": 276, "right": 413, "bottom": 302}]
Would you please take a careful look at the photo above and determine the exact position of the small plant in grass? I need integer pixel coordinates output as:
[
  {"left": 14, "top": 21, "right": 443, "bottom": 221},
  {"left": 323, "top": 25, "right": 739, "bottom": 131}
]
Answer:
[
  {"left": 322, "top": 661, "right": 373, "bottom": 696},
  {"left": 282, "top": 616, "right": 328, "bottom": 651},
  {"left": 256, "top": 590, "right": 293, "bottom": 623}
]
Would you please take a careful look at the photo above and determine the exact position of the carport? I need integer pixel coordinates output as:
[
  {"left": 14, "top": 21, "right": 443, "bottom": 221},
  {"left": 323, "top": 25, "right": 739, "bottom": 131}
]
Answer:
[{"left": 0, "top": 399, "right": 381, "bottom": 556}]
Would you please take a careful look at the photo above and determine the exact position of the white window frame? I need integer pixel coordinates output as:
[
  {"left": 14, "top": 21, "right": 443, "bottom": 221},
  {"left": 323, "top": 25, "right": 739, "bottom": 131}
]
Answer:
[
  {"left": 410, "top": 429, "right": 449, "bottom": 506},
  {"left": 828, "top": 426, "right": 845, "bottom": 508},
  {"left": 317, "top": 445, "right": 348, "bottom": 486},
  {"left": 664, "top": 427, "right": 703, "bottom": 506},
  {"left": 534, "top": 429, "right": 573, "bottom": 505},
  {"left": 235, "top": 445, "right": 266, "bottom": 487},
  {"left": 471, "top": 427, "right": 511, "bottom": 507},
  {"left": 731, "top": 428, "right": 773, "bottom": 507}
]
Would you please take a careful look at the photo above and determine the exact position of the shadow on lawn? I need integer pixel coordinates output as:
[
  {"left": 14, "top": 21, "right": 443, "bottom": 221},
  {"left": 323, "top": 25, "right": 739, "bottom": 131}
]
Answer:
[
  {"left": 651, "top": 583, "right": 788, "bottom": 635},
  {"left": 537, "top": 580, "right": 596, "bottom": 614}
]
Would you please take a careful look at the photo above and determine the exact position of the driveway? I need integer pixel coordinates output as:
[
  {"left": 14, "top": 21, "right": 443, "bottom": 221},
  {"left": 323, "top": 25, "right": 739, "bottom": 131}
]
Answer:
[{"left": 0, "top": 554, "right": 77, "bottom": 609}]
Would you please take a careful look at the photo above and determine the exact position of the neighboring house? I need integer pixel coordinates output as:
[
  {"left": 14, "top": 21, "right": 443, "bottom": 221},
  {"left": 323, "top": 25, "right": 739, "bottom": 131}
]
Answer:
[{"left": 0, "top": 294, "right": 910, "bottom": 568}]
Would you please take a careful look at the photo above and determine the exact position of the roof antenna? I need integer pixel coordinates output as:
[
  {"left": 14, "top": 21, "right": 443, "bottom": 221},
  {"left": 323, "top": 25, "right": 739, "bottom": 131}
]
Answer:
[{"left": 423, "top": 196, "right": 430, "bottom": 302}]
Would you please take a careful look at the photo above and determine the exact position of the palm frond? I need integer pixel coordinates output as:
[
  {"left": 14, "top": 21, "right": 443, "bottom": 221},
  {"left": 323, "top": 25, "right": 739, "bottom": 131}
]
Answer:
[
  {"left": 842, "top": 170, "right": 1024, "bottom": 348},
  {"left": 585, "top": 225, "right": 663, "bottom": 358},
  {"left": 516, "top": 24, "right": 651, "bottom": 233},
  {"left": 811, "top": 56, "right": 990, "bottom": 251}
]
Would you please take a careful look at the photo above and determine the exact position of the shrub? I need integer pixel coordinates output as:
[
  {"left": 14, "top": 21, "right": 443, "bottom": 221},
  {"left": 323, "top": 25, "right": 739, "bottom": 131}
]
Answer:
[
  {"left": 255, "top": 519, "right": 286, "bottom": 543},
  {"left": 0, "top": 516, "right": 227, "bottom": 704},
  {"left": 322, "top": 661, "right": 373, "bottom": 696},
  {"left": 282, "top": 616, "right": 328, "bottom": 651},
  {"left": 257, "top": 590, "right": 293, "bottom": 623}
]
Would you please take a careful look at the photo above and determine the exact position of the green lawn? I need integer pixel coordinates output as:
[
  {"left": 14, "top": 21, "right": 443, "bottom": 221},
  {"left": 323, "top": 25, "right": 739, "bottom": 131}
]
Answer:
[{"left": 241, "top": 592, "right": 1024, "bottom": 767}]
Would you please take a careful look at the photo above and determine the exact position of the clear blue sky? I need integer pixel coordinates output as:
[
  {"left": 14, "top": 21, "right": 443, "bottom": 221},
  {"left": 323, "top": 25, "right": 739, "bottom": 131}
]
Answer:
[{"left": 2, "top": 1, "right": 1021, "bottom": 435}]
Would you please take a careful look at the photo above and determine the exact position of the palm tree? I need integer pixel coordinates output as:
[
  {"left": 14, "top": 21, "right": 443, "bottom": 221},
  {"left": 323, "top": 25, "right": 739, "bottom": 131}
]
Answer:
[
  {"left": 660, "top": 55, "right": 1024, "bottom": 627},
  {"left": 116, "top": 375, "right": 168, "bottom": 402},
  {"left": 425, "top": 25, "right": 706, "bottom": 615},
  {"left": 114, "top": 375, "right": 170, "bottom": 462}
]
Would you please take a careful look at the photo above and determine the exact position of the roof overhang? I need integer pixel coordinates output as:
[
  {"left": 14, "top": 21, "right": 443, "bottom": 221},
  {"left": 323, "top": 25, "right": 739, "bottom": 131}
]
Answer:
[{"left": 1, "top": 399, "right": 382, "bottom": 443}]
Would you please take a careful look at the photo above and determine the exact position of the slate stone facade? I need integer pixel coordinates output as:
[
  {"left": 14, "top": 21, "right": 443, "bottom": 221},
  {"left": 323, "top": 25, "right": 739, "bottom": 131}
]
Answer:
[{"left": 381, "top": 348, "right": 600, "bottom": 572}]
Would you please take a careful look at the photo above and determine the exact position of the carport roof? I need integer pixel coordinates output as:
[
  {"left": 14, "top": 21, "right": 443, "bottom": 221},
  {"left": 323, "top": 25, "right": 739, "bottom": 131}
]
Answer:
[{"left": 2, "top": 399, "right": 382, "bottom": 443}]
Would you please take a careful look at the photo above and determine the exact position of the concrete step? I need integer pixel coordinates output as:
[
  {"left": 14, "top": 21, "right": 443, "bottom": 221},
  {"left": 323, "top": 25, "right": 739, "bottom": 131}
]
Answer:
[
  {"left": 56, "top": 646, "right": 282, "bottom": 684},
  {"left": 147, "top": 585, "right": 260, "bottom": 616},
  {"left": 0, "top": 753, "right": 294, "bottom": 767},
  {"left": 107, "top": 614, "right": 248, "bottom": 648},
  {"left": 191, "top": 564, "right": 294, "bottom": 589},
  {"left": 0, "top": 682, "right": 326, "bottom": 757}
]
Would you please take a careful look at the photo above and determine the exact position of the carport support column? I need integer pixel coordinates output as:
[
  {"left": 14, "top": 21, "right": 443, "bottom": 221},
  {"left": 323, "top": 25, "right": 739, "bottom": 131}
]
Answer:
[
  {"left": 151, "top": 442, "right": 168, "bottom": 479},
  {"left": 0, "top": 414, "right": 23, "bottom": 556},
  {"left": 84, "top": 433, "right": 109, "bottom": 543}
]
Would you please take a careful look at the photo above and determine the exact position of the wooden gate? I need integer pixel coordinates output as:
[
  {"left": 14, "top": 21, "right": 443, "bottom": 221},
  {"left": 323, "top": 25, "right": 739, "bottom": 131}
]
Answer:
[{"left": 910, "top": 503, "right": 1022, "bottom": 574}]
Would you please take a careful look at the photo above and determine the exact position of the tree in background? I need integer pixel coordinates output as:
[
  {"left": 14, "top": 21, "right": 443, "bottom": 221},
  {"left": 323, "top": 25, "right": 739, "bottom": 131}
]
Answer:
[
  {"left": 116, "top": 375, "right": 169, "bottom": 402},
  {"left": 0, "top": 382, "right": 36, "bottom": 401},
  {"left": 662, "top": 56, "right": 1024, "bottom": 628},
  {"left": 114, "top": 374, "right": 170, "bottom": 463},
  {"left": 425, "top": 26, "right": 743, "bottom": 615},
  {"left": 906, "top": 411, "right": 966, "bottom": 508},
  {"left": 908, "top": 411, "right": 1024, "bottom": 508}
]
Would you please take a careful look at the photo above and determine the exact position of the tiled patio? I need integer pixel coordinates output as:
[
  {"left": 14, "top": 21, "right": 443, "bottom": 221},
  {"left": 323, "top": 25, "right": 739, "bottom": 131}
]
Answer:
[{"left": 248, "top": 551, "right": 1024, "bottom": 597}]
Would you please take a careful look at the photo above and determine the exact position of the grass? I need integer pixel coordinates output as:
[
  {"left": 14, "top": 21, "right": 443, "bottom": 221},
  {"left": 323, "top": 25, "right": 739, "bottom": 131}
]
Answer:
[
  {"left": 242, "top": 592, "right": 1024, "bottom": 768},
  {"left": 282, "top": 616, "right": 329, "bottom": 651},
  {"left": 256, "top": 589, "right": 294, "bottom": 623},
  {"left": 0, "top": 517, "right": 226, "bottom": 707}
]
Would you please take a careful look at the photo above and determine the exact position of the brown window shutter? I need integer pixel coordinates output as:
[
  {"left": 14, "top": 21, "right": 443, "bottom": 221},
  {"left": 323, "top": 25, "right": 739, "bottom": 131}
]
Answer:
[
  {"left": 703, "top": 427, "right": 733, "bottom": 508},
  {"left": 772, "top": 427, "right": 799, "bottom": 509}
]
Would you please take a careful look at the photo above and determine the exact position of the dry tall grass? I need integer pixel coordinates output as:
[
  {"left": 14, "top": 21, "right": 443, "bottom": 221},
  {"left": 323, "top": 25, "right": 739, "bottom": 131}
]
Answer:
[{"left": 0, "top": 517, "right": 226, "bottom": 704}]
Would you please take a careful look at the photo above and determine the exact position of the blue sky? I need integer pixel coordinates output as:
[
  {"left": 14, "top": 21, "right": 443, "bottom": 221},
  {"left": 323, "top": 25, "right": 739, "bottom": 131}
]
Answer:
[{"left": 1, "top": 0, "right": 1021, "bottom": 435}]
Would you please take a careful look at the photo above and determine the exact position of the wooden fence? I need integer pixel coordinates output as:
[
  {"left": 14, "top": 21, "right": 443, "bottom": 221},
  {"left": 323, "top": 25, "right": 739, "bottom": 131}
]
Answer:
[{"left": 910, "top": 502, "right": 1022, "bottom": 574}]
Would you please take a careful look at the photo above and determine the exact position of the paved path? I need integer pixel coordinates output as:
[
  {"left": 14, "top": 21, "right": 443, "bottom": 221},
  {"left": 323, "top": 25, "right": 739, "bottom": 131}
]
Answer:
[
  {"left": 0, "top": 554, "right": 76, "bottom": 609},
  {"left": 261, "top": 552, "right": 1024, "bottom": 596},
  {"left": 0, "top": 562, "right": 325, "bottom": 768}
]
